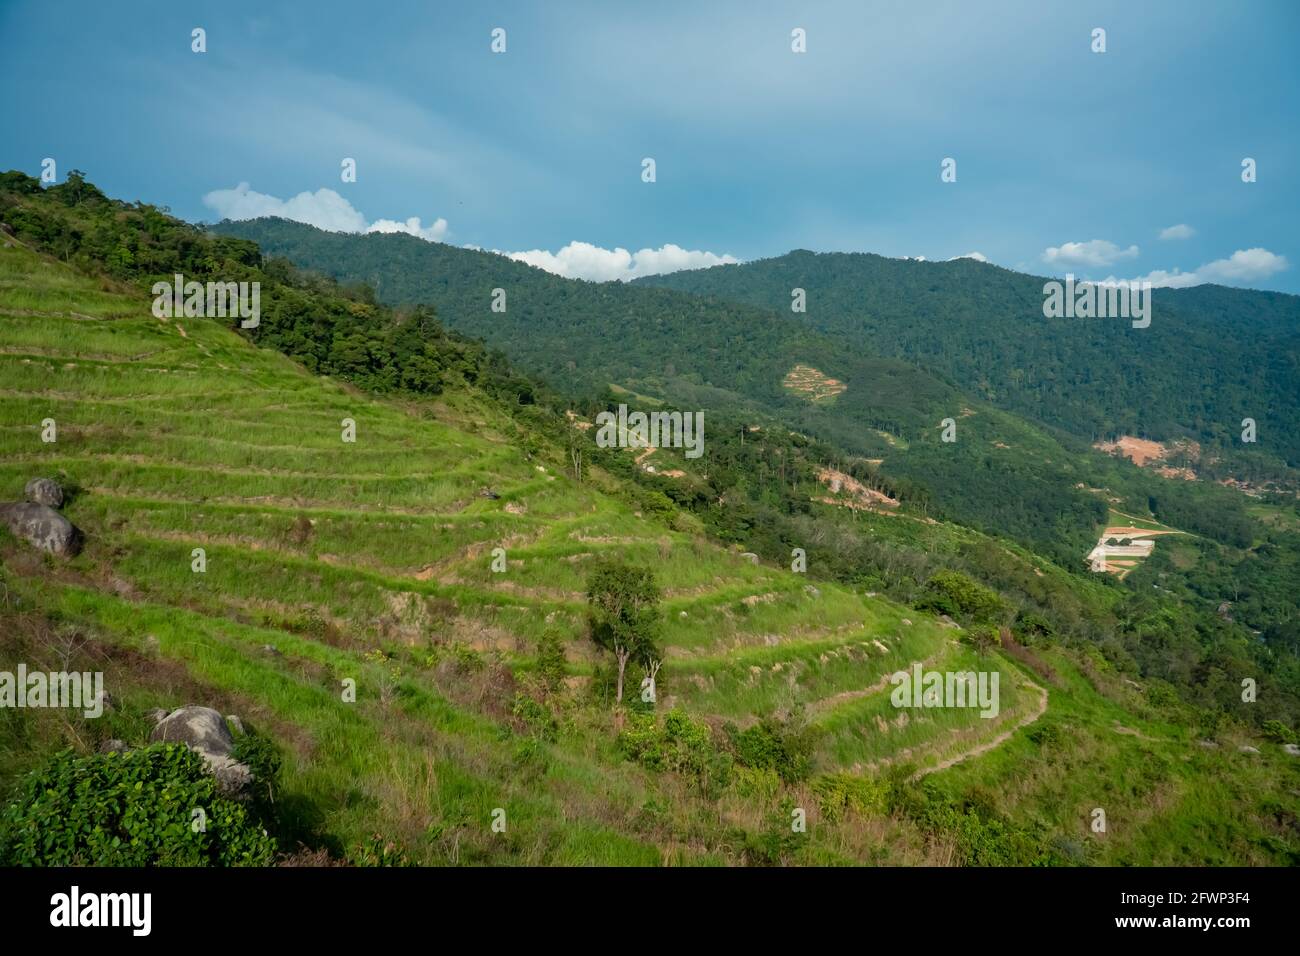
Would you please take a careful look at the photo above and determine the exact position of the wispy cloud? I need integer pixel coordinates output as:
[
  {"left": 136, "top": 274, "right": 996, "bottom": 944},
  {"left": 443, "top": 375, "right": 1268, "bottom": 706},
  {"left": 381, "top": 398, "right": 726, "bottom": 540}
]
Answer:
[
  {"left": 1102, "top": 248, "right": 1289, "bottom": 289},
  {"left": 496, "top": 241, "right": 738, "bottom": 282},
  {"left": 1043, "top": 240, "right": 1140, "bottom": 269},
  {"left": 202, "top": 183, "right": 448, "bottom": 241},
  {"left": 1158, "top": 224, "right": 1195, "bottom": 240}
]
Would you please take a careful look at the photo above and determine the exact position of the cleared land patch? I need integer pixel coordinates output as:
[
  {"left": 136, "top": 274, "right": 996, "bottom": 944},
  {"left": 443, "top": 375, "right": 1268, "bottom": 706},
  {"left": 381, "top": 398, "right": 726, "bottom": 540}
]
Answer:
[{"left": 782, "top": 364, "right": 846, "bottom": 403}]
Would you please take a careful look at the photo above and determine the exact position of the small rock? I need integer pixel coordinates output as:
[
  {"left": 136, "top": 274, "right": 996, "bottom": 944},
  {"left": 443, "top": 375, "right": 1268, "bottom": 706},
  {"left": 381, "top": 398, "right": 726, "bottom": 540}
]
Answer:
[
  {"left": 479, "top": 489, "right": 500, "bottom": 500},
  {"left": 99, "top": 739, "right": 129, "bottom": 754},
  {"left": 24, "top": 477, "right": 64, "bottom": 508},
  {"left": 1197, "top": 739, "right": 1219, "bottom": 749},
  {"left": 901, "top": 618, "right": 913, "bottom": 626},
  {"left": 0, "top": 502, "right": 82, "bottom": 557},
  {"left": 1284, "top": 743, "right": 1300, "bottom": 757},
  {"left": 1238, "top": 745, "right": 1260, "bottom": 754},
  {"left": 803, "top": 584, "right": 821, "bottom": 597},
  {"left": 226, "top": 714, "right": 246, "bottom": 736},
  {"left": 679, "top": 611, "right": 687, "bottom": 618},
  {"left": 261, "top": 644, "right": 282, "bottom": 656},
  {"left": 145, "top": 708, "right": 168, "bottom": 725},
  {"left": 739, "top": 552, "right": 759, "bottom": 565},
  {"left": 204, "top": 753, "right": 253, "bottom": 795}
]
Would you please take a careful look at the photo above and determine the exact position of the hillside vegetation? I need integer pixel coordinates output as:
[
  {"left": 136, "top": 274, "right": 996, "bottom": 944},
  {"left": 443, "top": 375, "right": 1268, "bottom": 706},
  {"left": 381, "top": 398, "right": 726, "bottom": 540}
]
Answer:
[
  {"left": 210, "top": 214, "right": 1300, "bottom": 666},
  {"left": 1, "top": 174, "right": 1296, "bottom": 866},
  {"left": 637, "top": 250, "right": 1300, "bottom": 475},
  {"left": 210, "top": 218, "right": 1291, "bottom": 582}
]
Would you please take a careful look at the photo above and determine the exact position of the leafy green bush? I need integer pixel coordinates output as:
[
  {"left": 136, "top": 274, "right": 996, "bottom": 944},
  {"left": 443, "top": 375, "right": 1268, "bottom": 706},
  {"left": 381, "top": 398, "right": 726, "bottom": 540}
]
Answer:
[
  {"left": 535, "top": 627, "right": 568, "bottom": 694},
  {"left": 732, "top": 765, "right": 781, "bottom": 801},
  {"left": 919, "top": 800, "right": 1053, "bottom": 866},
  {"left": 916, "top": 569, "right": 1007, "bottom": 625},
  {"left": 729, "top": 799, "right": 804, "bottom": 866},
  {"left": 812, "top": 773, "right": 889, "bottom": 822},
  {"left": 726, "top": 717, "right": 816, "bottom": 783},
  {"left": 1013, "top": 611, "right": 1055, "bottom": 645},
  {"left": 0, "top": 745, "right": 276, "bottom": 866},
  {"left": 1262, "top": 719, "right": 1296, "bottom": 744},
  {"left": 618, "top": 709, "right": 731, "bottom": 794},
  {"left": 512, "top": 693, "right": 558, "bottom": 741},
  {"left": 1026, "top": 721, "right": 1063, "bottom": 748},
  {"left": 962, "top": 622, "right": 1002, "bottom": 653},
  {"left": 230, "top": 725, "right": 284, "bottom": 818}
]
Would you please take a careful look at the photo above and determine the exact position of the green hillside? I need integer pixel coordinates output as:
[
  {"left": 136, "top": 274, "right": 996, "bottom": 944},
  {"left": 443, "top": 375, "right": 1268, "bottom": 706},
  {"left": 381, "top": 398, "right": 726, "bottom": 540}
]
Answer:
[
  {"left": 209, "top": 216, "right": 1291, "bottom": 607},
  {"left": 1, "top": 176, "right": 1297, "bottom": 866},
  {"left": 636, "top": 250, "right": 1300, "bottom": 475}
]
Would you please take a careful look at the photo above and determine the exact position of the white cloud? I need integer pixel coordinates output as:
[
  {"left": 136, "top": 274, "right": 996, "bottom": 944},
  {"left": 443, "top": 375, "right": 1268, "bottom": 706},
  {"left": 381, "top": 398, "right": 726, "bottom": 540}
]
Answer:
[
  {"left": 1158, "top": 224, "right": 1195, "bottom": 240},
  {"left": 368, "top": 216, "right": 449, "bottom": 242},
  {"left": 202, "top": 182, "right": 449, "bottom": 242},
  {"left": 948, "top": 251, "right": 988, "bottom": 262},
  {"left": 498, "top": 241, "right": 738, "bottom": 282},
  {"left": 1043, "top": 239, "right": 1140, "bottom": 268},
  {"left": 1099, "top": 248, "right": 1289, "bottom": 289},
  {"left": 1196, "top": 248, "right": 1288, "bottom": 283},
  {"left": 203, "top": 182, "right": 367, "bottom": 233}
]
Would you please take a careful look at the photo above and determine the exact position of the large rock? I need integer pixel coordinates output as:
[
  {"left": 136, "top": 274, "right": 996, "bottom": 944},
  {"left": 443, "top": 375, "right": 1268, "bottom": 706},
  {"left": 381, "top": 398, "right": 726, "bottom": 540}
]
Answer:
[
  {"left": 150, "top": 705, "right": 235, "bottom": 756},
  {"left": 0, "top": 502, "right": 81, "bottom": 556},
  {"left": 150, "top": 706, "right": 253, "bottom": 797},
  {"left": 24, "top": 477, "right": 64, "bottom": 508}
]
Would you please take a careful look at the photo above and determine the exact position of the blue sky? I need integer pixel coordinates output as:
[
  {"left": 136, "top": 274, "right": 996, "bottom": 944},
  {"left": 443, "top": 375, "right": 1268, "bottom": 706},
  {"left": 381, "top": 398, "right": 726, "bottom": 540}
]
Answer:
[{"left": 2, "top": 0, "right": 1297, "bottom": 288}]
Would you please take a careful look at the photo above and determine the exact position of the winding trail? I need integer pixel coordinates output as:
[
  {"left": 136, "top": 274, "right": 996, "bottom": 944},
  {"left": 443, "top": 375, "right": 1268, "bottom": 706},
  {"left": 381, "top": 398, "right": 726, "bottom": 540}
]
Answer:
[{"left": 912, "top": 678, "right": 1049, "bottom": 779}]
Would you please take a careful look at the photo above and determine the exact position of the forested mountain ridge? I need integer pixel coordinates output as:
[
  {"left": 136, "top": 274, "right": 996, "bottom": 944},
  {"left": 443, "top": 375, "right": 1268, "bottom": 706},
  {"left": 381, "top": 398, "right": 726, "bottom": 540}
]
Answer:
[
  {"left": 635, "top": 250, "right": 1300, "bottom": 473},
  {"left": 209, "top": 217, "right": 1286, "bottom": 573}
]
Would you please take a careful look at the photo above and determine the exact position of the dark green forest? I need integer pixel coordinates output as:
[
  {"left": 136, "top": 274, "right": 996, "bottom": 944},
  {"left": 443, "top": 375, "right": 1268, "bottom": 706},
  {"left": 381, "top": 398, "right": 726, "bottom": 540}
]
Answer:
[{"left": 637, "top": 249, "right": 1300, "bottom": 473}]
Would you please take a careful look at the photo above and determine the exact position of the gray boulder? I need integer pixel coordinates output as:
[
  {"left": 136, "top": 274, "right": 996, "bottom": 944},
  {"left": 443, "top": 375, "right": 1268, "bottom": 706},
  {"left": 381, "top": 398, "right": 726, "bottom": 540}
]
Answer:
[
  {"left": 0, "top": 502, "right": 81, "bottom": 556},
  {"left": 149, "top": 706, "right": 253, "bottom": 797},
  {"left": 739, "top": 552, "right": 759, "bottom": 565},
  {"left": 150, "top": 705, "right": 235, "bottom": 756},
  {"left": 24, "top": 477, "right": 64, "bottom": 508},
  {"left": 1284, "top": 744, "right": 1300, "bottom": 757},
  {"left": 202, "top": 754, "right": 253, "bottom": 794}
]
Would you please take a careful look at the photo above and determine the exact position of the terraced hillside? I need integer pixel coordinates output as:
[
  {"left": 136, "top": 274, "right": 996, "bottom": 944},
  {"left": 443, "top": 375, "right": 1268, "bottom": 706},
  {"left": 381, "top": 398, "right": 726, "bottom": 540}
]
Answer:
[
  {"left": 0, "top": 239, "right": 1026, "bottom": 859},
  {"left": 1, "top": 233, "right": 1295, "bottom": 866}
]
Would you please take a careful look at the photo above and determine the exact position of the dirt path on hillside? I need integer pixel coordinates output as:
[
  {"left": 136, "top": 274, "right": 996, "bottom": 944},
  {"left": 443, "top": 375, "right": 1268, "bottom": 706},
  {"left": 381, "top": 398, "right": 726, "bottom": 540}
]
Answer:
[
  {"left": 805, "top": 645, "right": 955, "bottom": 718},
  {"left": 1107, "top": 509, "right": 1177, "bottom": 531},
  {"left": 912, "top": 678, "right": 1048, "bottom": 779}
]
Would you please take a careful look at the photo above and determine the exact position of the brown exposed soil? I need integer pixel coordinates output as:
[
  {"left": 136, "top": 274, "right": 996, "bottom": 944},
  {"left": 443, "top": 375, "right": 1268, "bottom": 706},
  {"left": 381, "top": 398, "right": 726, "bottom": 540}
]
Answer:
[
  {"left": 815, "top": 467, "right": 899, "bottom": 511},
  {"left": 782, "top": 364, "right": 847, "bottom": 402}
]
